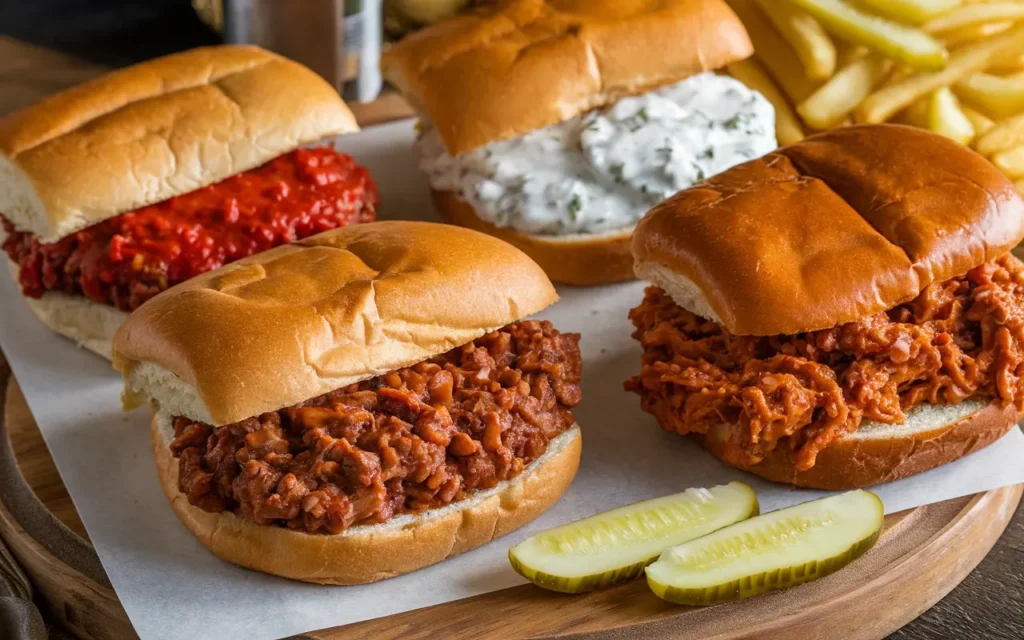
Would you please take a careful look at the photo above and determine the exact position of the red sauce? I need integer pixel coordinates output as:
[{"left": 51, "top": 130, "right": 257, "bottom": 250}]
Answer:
[{"left": 2, "top": 147, "right": 378, "bottom": 311}]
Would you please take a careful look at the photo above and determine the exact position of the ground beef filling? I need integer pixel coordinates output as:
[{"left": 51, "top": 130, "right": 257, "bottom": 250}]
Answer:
[
  {"left": 625, "top": 256, "right": 1024, "bottom": 472},
  {"left": 170, "top": 321, "right": 581, "bottom": 534}
]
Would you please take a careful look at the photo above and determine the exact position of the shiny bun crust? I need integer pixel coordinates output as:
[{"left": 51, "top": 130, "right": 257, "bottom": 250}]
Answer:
[
  {"left": 113, "top": 221, "right": 559, "bottom": 426},
  {"left": 0, "top": 45, "right": 358, "bottom": 242},
  {"left": 152, "top": 412, "right": 582, "bottom": 584},
  {"left": 382, "top": 0, "right": 753, "bottom": 155},
  {"left": 698, "top": 400, "right": 1019, "bottom": 489},
  {"left": 432, "top": 190, "right": 635, "bottom": 286},
  {"left": 633, "top": 124, "right": 1024, "bottom": 336}
]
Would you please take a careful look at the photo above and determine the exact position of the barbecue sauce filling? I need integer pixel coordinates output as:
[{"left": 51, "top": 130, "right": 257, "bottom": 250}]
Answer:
[
  {"left": 1, "top": 147, "right": 378, "bottom": 312},
  {"left": 169, "top": 321, "right": 581, "bottom": 535},
  {"left": 625, "top": 256, "right": 1024, "bottom": 471}
]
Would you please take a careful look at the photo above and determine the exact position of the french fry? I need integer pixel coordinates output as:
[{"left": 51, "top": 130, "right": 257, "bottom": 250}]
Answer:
[
  {"left": 954, "top": 72, "right": 1024, "bottom": 118},
  {"left": 938, "top": 20, "right": 1012, "bottom": 47},
  {"left": 1015, "top": 179, "right": 1024, "bottom": 197},
  {"left": 854, "top": 0, "right": 964, "bottom": 25},
  {"left": 787, "top": 0, "right": 949, "bottom": 70},
  {"left": 726, "top": 59, "right": 806, "bottom": 145},
  {"left": 798, "top": 55, "right": 893, "bottom": 129},
  {"left": 754, "top": 0, "right": 836, "bottom": 80},
  {"left": 900, "top": 94, "right": 933, "bottom": 128},
  {"left": 991, "top": 144, "right": 1024, "bottom": 177},
  {"left": 923, "top": 3, "right": 1024, "bottom": 34},
  {"left": 727, "top": 0, "right": 822, "bottom": 103},
  {"left": 836, "top": 42, "right": 871, "bottom": 67},
  {"left": 962, "top": 105, "right": 996, "bottom": 136},
  {"left": 927, "top": 87, "right": 976, "bottom": 144},
  {"left": 989, "top": 52, "right": 1024, "bottom": 74},
  {"left": 973, "top": 112, "right": 1024, "bottom": 154},
  {"left": 856, "top": 23, "right": 1024, "bottom": 123}
]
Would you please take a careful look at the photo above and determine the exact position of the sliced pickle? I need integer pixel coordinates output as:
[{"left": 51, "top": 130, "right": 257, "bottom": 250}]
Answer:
[
  {"left": 509, "top": 482, "right": 758, "bottom": 594},
  {"left": 646, "top": 490, "right": 884, "bottom": 606}
]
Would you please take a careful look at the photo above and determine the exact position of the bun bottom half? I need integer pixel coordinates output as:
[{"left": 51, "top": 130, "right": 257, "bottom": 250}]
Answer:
[
  {"left": 151, "top": 411, "right": 582, "bottom": 584},
  {"left": 7, "top": 261, "right": 124, "bottom": 359},
  {"left": 698, "top": 399, "right": 1020, "bottom": 490},
  {"left": 431, "top": 190, "right": 635, "bottom": 286}
]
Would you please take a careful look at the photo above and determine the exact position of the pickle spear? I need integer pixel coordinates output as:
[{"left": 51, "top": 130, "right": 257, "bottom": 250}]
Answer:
[
  {"left": 509, "top": 482, "right": 758, "bottom": 594},
  {"left": 788, "top": 0, "right": 949, "bottom": 71},
  {"left": 646, "top": 490, "right": 884, "bottom": 606}
]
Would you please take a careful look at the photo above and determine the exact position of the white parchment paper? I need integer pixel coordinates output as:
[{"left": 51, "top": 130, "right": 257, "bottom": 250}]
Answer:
[{"left": 1, "top": 120, "right": 1022, "bottom": 640}]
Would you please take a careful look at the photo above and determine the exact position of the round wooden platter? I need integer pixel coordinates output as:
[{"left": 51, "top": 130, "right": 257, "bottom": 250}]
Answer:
[{"left": 1, "top": 363, "right": 1021, "bottom": 640}]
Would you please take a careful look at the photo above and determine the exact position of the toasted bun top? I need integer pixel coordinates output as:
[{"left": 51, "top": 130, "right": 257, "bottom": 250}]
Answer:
[
  {"left": 112, "top": 221, "right": 558, "bottom": 426},
  {"left": 0, "top": 45, "right": 358, "bottom": 242},
  {"left": 633, "top": 124, "right": 1024, "bottom": 336},
  {"left": 382, "top": 0, "right": 752, "bottom": 155}
]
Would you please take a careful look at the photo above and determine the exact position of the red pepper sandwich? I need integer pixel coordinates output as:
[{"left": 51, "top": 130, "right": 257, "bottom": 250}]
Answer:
[
  {"left": 1, "top": 45, "right": 378, "bottom": 359},
  {"left": 626, "top": 124, "right": 1024, "bottom": 489},
  {"left": 112, "top": 221, "right": 582, "bottom": 584}
]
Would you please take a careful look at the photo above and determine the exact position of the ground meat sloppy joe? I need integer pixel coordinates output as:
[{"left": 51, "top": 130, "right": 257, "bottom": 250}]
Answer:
[
  {"left": 168, "top": 320, "right": 581, "bottom": 534},
  {"left": 625, "top": 256, "right": 1024, "bottom": 472},
  {"left": 1, "top": 147, "right": 378, "bottom": 311}
]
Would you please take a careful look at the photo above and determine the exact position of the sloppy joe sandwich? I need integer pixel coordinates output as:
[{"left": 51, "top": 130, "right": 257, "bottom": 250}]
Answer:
[
  {"left": 626, "top": 124, "right": 1024, "bottom": 489},
  {"left": 112, "top": 221, "right": 582, "bottom": 584},
  {"left": 1, "top": 45, "right": 378, "bottom": 359},
  {"left": 382, "top": 0, "right": 776, "bottom": 286}
]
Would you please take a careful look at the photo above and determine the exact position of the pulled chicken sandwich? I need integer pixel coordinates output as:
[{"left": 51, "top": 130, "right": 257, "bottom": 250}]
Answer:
[{"left": 626, "top": 124, "right": 1024, "bottom": 489}]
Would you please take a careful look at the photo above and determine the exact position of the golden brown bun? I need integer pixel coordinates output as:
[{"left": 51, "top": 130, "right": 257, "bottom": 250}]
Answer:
[
  {"left": 151, "top": 411, "right": 582, "bottom": 584},
  {"left": 698, "top": 399, "right": 1020, "bottom": 490},
  {"left": 382, "top": 0, "right": 753, "bottom": 155},
  {"left": 113, "top": 221, "right": 559, "bottom": 426},
  {"left": 432, "top": 190, "right": 634, "bottom": 286},
  {"left": 633, "top": 124, "right": 1024, "bottom": 336},
  {"left": 0, "top": 45, "right": 358, "bottom": 242}
]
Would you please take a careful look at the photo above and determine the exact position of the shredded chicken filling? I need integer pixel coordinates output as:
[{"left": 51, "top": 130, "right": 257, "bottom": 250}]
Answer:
[{"left": 625, "top": 256, "right": 1024, "bottom": 470}]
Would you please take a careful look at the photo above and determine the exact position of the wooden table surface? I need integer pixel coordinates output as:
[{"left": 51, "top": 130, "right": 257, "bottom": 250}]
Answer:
[{"left": 0, "top": 35, "right": 1022, "bottom": 640}]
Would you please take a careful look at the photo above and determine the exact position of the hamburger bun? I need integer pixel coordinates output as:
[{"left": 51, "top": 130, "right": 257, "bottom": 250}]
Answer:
[
  {"left": 151, "top": 412, "right": 582, "bottom": 584},
  {"left": 630, "top": 124, "right": 1024, "bottom": 488},
  {"left": 382, "top": 0, "right": 753, "bottom": 155},
  {"left": 699, "top": 400, "right": 1020, "bottom": 490},
  {"left": 0, "top": 45, "right": 358, "bottom": 243},
  {"left": 117, "top": 221, "right": 578, "bottom": 583},
  {"left": 6, "top": 259, "right": 125, "bottom": 358},
  {"left": 1, "top": 44, "right": 362, "bottom": 359},
  {"left": 385, "top": 0, "right": 754, "bottom": 286},
  {"left": 114, "top": 221, "right": 559, "bottom": 426},
  {"left": 432, "top": 190, "right": 635, "bottom": 286},
  {"left": 633, "top": 124, "right": 1024, "bottom": 336}
]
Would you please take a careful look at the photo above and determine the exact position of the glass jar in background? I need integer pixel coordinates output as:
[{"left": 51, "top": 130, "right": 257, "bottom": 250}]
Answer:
[{"left": 193, "top": 0, "right": 384, "bottom": 103}]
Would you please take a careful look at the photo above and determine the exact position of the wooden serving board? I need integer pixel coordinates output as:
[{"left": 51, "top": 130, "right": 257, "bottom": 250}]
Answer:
[{"left": 1, "top": 357, "right": 1021, "bottom": 640}]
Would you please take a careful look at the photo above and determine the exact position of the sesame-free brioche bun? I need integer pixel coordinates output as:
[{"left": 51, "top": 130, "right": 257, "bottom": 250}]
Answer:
[
  {"left": 0, "top": 45, "right": 358, "bottom": 243},
  {"left": 698, "top": 400, "right": 1020, "bottom": 490},
  {"left": 151, "top": 411, "right": 582, "bottom": 584},
  {"left": 432, "top": 190, "right": 635, "bottom": 286},
  {"left": 382, "top": 0, "right": 753, "bottom": 156},
  {"left": 633, "top": 124, "right": 1024, "bottom": 336},
  {"left": 113, "top": 221, "right": 560, "bottom": 426}
]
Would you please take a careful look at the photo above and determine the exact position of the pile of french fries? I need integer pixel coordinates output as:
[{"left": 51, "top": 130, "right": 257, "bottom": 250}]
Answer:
[{"left": 725, "top": 0, "right": 1024, "bottom": 193}]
